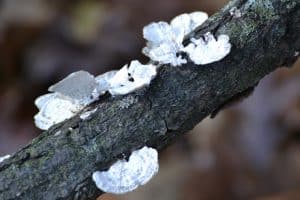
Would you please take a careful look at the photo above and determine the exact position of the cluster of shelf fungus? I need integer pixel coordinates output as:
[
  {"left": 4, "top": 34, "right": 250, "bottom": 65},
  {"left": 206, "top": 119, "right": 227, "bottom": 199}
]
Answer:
[{"left": 32, "top": 11, "right": 232, "bottom": 194}]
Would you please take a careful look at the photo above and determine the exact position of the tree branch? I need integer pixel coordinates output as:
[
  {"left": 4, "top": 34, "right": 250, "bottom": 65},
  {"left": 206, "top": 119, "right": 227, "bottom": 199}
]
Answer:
[{"left": 0, "top": 0, "right": 299, "bottom": 199}]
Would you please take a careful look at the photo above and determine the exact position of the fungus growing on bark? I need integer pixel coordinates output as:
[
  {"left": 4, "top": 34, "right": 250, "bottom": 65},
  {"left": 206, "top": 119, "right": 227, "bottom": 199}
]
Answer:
[
  {"left": 92, "top": 146, "right": 159, "bottom": 194},
  {"left": 34, "top": 61, "right": 157, "bottom": 129},
  {"left": 34, "top": 93, "right": 83, "bottom": 130},
  {"left": 143, "top": 12, "right": 208, "bottom": 66},
  {"left": 183, "top": 32, "right": 232, "bottom": 65},
  {"left": 108, "top": 60, "right": 157, "bottom": 95},
  {"left": 34, "top": 11, "right": 231, "bottom": 132},
  {"left": 143, "top": 11, "right": 231, "bottom": 66},
  {"left": 34, "top": 71, "right": 101, "bottom": 130}
]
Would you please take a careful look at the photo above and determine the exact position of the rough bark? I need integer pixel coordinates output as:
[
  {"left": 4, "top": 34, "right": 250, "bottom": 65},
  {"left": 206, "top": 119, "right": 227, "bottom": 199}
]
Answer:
[{"left": 0, "top": 0, "right": 299, "bottom": 199}]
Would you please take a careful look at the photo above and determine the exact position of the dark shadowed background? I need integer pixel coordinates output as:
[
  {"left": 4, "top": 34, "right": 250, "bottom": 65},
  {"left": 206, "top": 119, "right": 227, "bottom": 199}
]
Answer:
[{"left": 0, "top": 0, "right": 300, "bottom": 199}]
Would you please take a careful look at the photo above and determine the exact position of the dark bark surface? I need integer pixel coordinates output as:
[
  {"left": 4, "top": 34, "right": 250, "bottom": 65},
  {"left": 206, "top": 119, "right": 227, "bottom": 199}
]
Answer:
[{"left": 0, "top": 0, "right": 299, "bottom": 199}]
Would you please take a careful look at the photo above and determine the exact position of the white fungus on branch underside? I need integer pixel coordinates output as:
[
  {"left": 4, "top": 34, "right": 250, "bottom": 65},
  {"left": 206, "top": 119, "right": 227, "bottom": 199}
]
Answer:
[{"left": 92, "top": 146, "right": 159, "bottom": 194}]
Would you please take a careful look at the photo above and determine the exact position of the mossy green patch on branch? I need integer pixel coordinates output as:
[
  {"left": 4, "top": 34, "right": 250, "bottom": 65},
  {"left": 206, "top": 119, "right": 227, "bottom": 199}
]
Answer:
[{"left": 245, "top": 0, "right": 278, "bottom": 20}]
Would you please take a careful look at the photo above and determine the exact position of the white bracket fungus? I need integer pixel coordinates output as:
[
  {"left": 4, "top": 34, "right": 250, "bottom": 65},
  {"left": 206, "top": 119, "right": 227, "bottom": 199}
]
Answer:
[
  {"left": 0, "top": 154, "right": 10, "bottom": 163},
  {"left": 34, "top": 10, "right": 231, "bottom": 131},
  {"left": 143, "top": 12, "right": 208, "bottom": 66},
  {"left": 170, "top": 11, "right": 208, "bottom": 36},
  {"left": 34, "top": 93, "right": 83, "bottom": 130},
  {"left": 143, "top": 21, "right": 187, "bottom": 66},
  {"left": 92, "top": 146, "right": 159, "bottom": 194},
  {"left": 183, "top": 32, "right": 232, "bottom": 65},
  {"left": 31, "top": 10, "right": 233, "bottom": 198},
  {"left": 34, "top": 71, "right": 100, "bottom": 130},
  {"left": 34, "top": 61, "right": 157, "bottom": 130},
  {"left": 143, "top": 11, "right": 231, "bottom": 66},
  {"left": 95, "top": 70, "right": 118, "bottom": 94},
  {"left": 108, "top": 60, "right": 157, "bottom": 95}
]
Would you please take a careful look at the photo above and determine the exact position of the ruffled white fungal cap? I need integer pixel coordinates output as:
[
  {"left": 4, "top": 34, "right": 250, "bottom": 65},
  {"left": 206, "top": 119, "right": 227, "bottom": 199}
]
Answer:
[
  {"left": 92, "top": 146, "right": 159, "bottom": 194},
  {"left": 143, "top": 22, "right": 183, "bottom": 46},
  {"left": 95, "top": 70, "right": 118, "bottom": 94},
  {"left": 143, "top": 11, "right": 209, "bottom": 66},
  {"left": 170, "top": 11, "right": 208, "bottom": 36},
  {"left": 33, "top": 10, "right": 231, "bottom": 131},
  {"left": 34, "top": 70, "right": 103, "bottom": 130},
  {"left": 143, "top": 22, "right": 186, "bottom": 66},
  {"left": 143, "top": 11, "right": 231, "bottom": 66},
  {"left": 34, "top": 93, "right": 83, "bottom": 130},
  {"left": 184, "top": 32, "right": 231, "bottom": 65},
  {"left": 34, "top": 61, "right": 157, "bottom": 130},
  {"left": 108, "top": 60, "right": 157, "bottom": 95}
]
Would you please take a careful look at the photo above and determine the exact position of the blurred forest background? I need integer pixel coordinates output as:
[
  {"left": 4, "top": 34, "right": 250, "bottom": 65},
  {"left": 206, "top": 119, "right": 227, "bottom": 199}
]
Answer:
[{"left": 0, "top": 0, "right": 300, "bottom": 200}]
